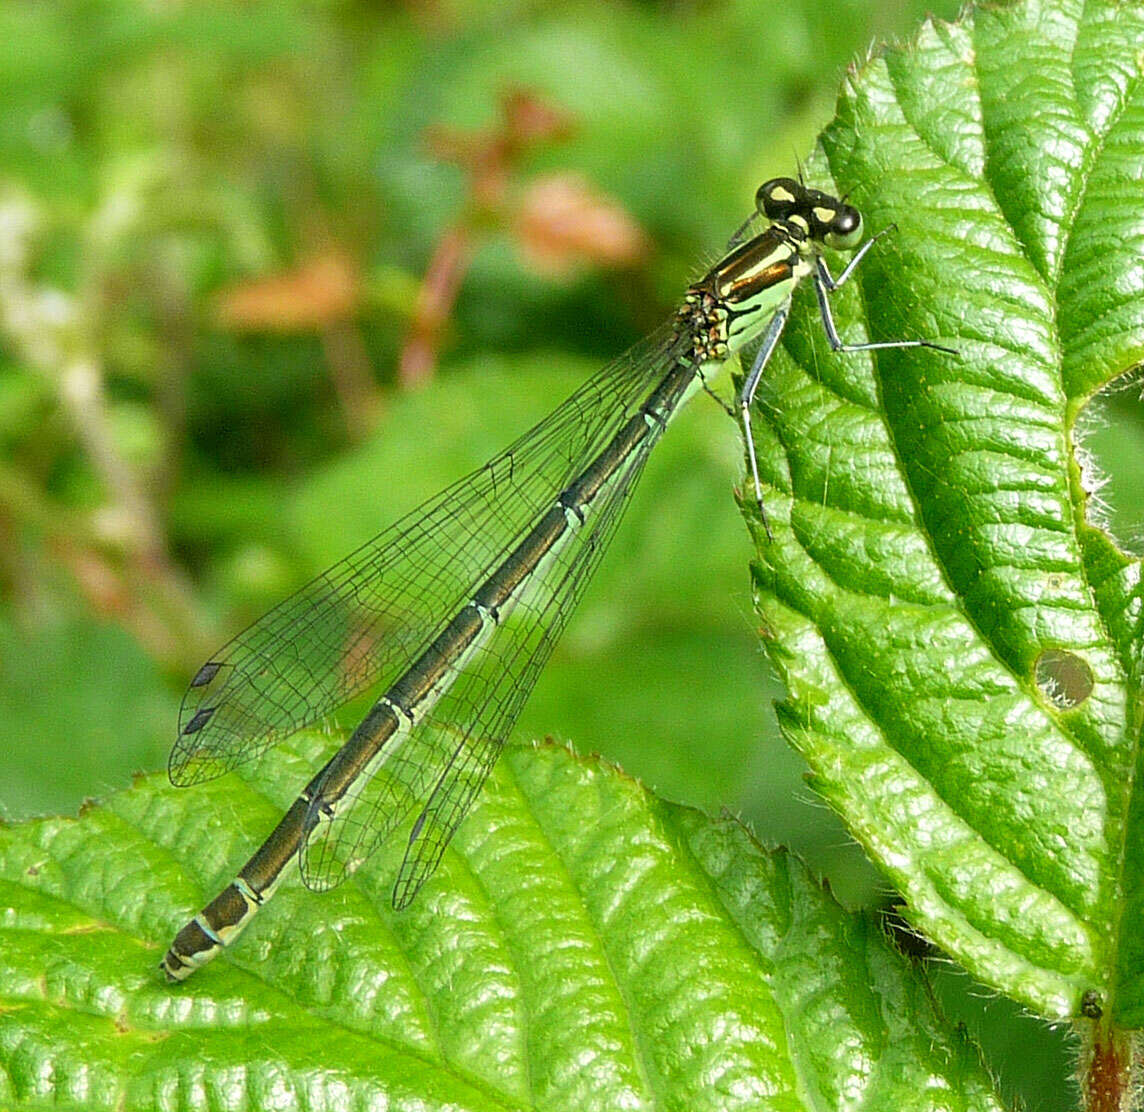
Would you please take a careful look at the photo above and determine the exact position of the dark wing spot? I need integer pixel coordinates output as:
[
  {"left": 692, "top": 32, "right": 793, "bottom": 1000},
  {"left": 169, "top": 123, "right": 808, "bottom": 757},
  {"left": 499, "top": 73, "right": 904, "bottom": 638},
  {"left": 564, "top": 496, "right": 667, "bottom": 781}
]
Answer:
[
  {"left": 182, "top": 706, "right": 217, "bottom": 735},
  {"left": 190, "top": 661, "right": 222, "bottom": 688}
]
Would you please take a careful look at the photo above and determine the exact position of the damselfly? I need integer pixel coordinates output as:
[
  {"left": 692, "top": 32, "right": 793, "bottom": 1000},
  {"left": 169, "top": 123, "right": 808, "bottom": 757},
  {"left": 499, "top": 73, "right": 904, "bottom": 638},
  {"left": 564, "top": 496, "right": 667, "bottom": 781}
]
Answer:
[{"left": 162, "top": 177, "right": 952, "bottom": 981}]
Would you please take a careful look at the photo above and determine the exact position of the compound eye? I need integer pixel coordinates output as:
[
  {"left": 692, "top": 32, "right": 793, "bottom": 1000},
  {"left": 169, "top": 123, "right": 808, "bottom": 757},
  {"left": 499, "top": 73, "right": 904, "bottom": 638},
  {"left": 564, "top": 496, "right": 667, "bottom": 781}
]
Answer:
[
  {"left": 825, "top": 204, "right": 863, "bottom": 250},
  {"left": 755, "top": 177, "right": 802, "bottom": 220}
]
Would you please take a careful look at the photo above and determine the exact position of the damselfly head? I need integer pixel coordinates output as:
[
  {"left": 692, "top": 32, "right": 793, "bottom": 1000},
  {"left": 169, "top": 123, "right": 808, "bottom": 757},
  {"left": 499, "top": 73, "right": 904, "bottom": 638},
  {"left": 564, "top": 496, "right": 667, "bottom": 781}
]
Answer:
[{"left": 755, "top": 177, "right": 865, "bottom": 252}]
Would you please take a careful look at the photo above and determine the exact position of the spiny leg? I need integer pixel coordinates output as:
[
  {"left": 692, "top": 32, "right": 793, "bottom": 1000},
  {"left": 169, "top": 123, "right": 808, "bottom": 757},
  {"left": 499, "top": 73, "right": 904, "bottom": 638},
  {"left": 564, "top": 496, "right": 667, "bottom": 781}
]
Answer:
[
  {"left": 737, "top": 301, "right": 791, "bottom": 542},
  {"left": 695, "top": 365, "right": 735, "bottom": 419},
  {"left": 817, "top": 223, "right": 897, "bottom": 292},
  {"left": 814, "top": 236, "right": 958, "bottom": 357}
]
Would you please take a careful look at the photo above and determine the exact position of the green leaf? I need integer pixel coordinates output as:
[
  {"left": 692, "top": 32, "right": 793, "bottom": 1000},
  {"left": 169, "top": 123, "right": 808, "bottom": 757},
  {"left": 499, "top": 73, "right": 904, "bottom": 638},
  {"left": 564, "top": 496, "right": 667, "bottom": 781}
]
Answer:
[
  {"left": 0, "top": 737, "right": 1003, "bottom": 1111},
  {"left": 748, "top": 0, "right": 1144, "bottom": 1023}
]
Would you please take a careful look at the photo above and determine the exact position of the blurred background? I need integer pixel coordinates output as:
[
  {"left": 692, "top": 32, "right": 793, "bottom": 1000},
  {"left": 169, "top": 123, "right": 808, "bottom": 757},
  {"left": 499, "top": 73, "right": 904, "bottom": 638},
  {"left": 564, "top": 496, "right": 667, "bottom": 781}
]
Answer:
[{"left": 3, "top": 0, "right": 1141, "bottom": 1107}]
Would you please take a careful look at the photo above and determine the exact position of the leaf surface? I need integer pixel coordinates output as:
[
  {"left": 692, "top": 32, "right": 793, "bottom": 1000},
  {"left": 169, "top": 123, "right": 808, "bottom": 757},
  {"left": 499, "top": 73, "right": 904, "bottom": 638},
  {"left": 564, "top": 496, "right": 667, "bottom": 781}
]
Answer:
[
  {"left": 748, "top": 0, "right": 1144, "bottom": 1022},
  {"left": 0, "top": 737, "right": 1004, "bottom": 1111}
]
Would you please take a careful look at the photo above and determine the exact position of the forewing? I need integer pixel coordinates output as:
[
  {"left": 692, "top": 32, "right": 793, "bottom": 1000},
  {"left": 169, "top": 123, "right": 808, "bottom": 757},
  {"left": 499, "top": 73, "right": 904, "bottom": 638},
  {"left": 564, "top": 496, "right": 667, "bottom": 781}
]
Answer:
[
  {"left": 170, "top": 324, "right": 680, "bottom": 786},
  {"left": 296, "top": 424, "right": 662, "bottom": 901}
]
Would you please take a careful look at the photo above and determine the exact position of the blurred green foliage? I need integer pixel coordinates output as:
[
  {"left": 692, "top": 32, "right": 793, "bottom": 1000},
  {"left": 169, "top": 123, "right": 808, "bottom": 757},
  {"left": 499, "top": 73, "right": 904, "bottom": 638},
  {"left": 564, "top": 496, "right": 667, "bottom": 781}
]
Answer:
[{"left": 2, "top": 1, "right": 1140, "bottom": 1104}]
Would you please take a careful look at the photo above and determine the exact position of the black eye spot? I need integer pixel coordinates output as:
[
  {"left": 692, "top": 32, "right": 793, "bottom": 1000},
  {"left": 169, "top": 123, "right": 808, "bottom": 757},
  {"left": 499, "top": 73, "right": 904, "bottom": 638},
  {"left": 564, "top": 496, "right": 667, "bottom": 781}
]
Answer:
[
  {"left": 832, "top": 206, "right": 860, "bottom": 238},
  {"left": 1034, "top": 649, "right": 1094, "bottom": 709}
]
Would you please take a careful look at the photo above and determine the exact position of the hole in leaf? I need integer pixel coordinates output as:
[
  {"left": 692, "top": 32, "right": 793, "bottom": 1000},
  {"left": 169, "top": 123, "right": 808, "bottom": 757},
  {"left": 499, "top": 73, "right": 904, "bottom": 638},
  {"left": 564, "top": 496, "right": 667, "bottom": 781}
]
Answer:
[
  {"left": 1075, "top": 379, "right": 1144, "bottom": 554},
  {"left": 1033, "top": 649, "right": 1094, "bottom": 710}
]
